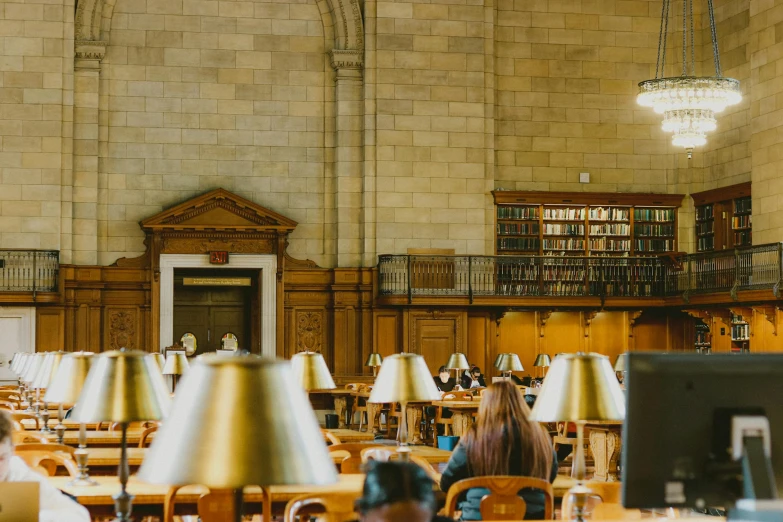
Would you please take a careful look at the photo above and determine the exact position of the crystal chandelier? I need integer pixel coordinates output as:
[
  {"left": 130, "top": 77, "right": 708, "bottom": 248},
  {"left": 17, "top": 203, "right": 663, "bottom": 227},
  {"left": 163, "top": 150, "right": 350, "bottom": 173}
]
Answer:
[{"left": 637, "top": 0, "right": 741, "bottom": 158}]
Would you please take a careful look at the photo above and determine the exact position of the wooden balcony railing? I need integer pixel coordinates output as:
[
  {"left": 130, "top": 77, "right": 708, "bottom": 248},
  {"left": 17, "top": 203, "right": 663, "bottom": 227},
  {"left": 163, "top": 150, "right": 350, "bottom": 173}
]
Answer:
[
  {"left": 378, "top": 243, "right": 783, "bottom": 302},
  {"left": 0, "top": 250, "right": 59, "bottom": 293}
]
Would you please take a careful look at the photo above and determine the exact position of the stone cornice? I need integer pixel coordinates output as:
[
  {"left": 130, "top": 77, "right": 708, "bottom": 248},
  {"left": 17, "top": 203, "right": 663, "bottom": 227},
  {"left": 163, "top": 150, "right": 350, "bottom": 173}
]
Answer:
[
  {"left": 329, "top": 49, "right": 364, "bottom": 70},
  {"left": 74, "top": 40, "right": 107, "bottom": 68}
]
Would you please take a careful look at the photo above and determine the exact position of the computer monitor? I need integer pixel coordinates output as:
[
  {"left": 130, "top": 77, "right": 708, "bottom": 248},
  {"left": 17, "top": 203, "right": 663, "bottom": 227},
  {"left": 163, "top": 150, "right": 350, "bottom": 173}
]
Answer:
[{"left": 622, "top": 353, "right": 783, "bottom": 517}]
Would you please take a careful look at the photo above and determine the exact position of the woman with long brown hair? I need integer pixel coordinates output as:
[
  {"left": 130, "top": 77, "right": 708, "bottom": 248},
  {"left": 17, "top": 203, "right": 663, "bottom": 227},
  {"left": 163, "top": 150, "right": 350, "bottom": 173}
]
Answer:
[{"left": 440, "top": 381, "right": 557, "bottom": 520}]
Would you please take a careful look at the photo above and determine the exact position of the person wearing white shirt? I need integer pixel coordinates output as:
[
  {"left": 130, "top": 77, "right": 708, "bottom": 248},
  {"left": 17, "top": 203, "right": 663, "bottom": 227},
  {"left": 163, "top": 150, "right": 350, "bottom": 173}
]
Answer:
[{"left": 0, "top": 412, "right": 90, "bottom": 522}]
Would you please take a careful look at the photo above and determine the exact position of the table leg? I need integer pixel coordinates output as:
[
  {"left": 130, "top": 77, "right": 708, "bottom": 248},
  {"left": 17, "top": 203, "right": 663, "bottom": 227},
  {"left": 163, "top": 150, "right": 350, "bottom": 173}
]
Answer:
[
  {"left": 589, "top": 429, "right": 621, "bottom": 482},
  {"left": 406, "top": 405, "right": 424, "bottom": 445},
  {"left": 451, "top": 411, "right": 473, "bottom": 437},
  {"left": 367, "top": 402, "right": 382, "bottom": 436},
  {"left": 333, "top": 396, "right": 348, "bottom": 429}
]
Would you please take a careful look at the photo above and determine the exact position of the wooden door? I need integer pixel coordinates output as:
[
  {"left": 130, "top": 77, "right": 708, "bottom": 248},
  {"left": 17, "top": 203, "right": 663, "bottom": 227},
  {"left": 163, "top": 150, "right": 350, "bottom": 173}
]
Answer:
[
  {"left": 408, "top": 311, "right": 465, "bottom": 376},
  {"left": 173, "top": 306, "right": 210, "bottom": 355},
  {"left": 211, "top": 307, "right": 247, "bottom": 352}
]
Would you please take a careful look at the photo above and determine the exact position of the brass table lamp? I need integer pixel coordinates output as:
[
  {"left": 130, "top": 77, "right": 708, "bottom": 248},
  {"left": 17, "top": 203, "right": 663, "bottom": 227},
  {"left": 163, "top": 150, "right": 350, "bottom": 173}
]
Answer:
[
  {"left": 138, "top": 356, "right": 337, "bottom": 522},
  {"left": 9, "top": 353, "right": 22, "bottom": 374},
  {"left": 148, "top": 353, "right": 165, "bottom": 374},
  {"left": 369, "top": 354, "right": 441, "bottom": 459},
  {"left": 529, "top": 353, "right": 625, "bottom": 522},
  {"left": 364, "top": 352, "right": 383, "bottom": 377},
  {"left": 21, "top": 353, "right": 45, "bottom": 413},
  {"left": 613, "top": 353, "right": 627, "bottom": 383},
  {"left": 162, "top": 352, "right": 189, "bottom": 392},
  {"left": 533, "top": 353, "right": 551, "bottom": 382},
  {"left": 291, "top": 351, "right": 336, "bottom": 391},
  {"left": 446, "top": 352, "right": 470, "bottom": 382},
  {"left": 74, "top": 350, "right": 171, "bottom": 522},
  {"left": 496, "top": 353, "right": 524, "bottom": 379},
  {"left": 493, "top": 352, "right": 506, "bottom": 369},
  {"left": 44, "top": 352, "right": 95, "bottom": 481},
  {"left": 31, "top": 351, "right": 64, "bottom": 433}
]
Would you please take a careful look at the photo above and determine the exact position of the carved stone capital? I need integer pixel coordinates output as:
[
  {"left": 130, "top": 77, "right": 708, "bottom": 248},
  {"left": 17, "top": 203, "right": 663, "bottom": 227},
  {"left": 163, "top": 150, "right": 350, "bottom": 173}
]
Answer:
[
  {"left": 329, "top": 49, "right": 364, "bottom": 70},
  {"left": 75, "top": 40, "right": 107, "bottom": 70}
]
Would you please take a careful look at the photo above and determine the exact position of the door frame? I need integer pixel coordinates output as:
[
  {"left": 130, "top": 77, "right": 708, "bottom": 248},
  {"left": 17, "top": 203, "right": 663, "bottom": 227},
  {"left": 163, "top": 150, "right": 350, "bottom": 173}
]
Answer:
[
  {"left": 160, "top": 254, "right": 277, "bottom": 357},
  {"left": 0, "top": 307, "right": 35, "bottom": 381}
]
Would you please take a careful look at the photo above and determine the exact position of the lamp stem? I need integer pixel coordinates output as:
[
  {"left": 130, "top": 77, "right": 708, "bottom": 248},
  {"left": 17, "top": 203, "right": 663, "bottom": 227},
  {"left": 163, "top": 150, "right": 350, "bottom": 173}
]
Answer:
[
  {"left": 397, "top": 401, "right": 410, "bottom": 461},
  {"left": 71, "top": 422, "right": 97, "bottom": 486},
  {"left": 372, "top": 366, "right": 378, "bottom": 378},
  {"left": 113, "top": 422, "right": 133, "bottom": 522},
  {"left": 40, "top": 401, "right": 51, "bottom": 433},
  {"left": 571, "top": 421, "right": 588, "bottom": 522},
  {"left": 233, "top": 488, "right": 244, "bottom": 522},
  {"left": 55, "top": 403, "right": 65, "bottom": 444}
]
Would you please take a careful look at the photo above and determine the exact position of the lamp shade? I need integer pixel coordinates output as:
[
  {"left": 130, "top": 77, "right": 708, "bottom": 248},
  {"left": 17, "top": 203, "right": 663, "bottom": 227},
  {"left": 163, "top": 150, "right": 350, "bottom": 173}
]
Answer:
[
  {"left": 369, "top": 353, "right": 441, "bottom": 404},
  {"left": 493, "top": 353, "right": 507, "bottom": 369},
  {"left": 496, "top": 353, "right": 524, "bottom": 372},
  {"left": 364, "top": 353, "right": 383, "bottom": 367},
  {"left": 9, "top": 354, "right": 20, "bottom": 373},
  {"left": 137, "top": 356, "right": 338, "bottom": 488},
  {"left": 290, "top": 351, "right": 336, "bottom": 391},
  {"left": 534, "top": 354, "right": 552, "bottom": 367},
  {"left": 12, "top": 353, "right": 28, "bottom": 375},
  {"left": 43, "top": 352, "right": 94, "bottom": 405},
  {"left": 73, "top": 350, "right": 171, "bottom": 423},
  {"left": 529, "top": 353, "right": 625, "bottom": 423},
  {"left": 162, "top": 352, "right": 190, "bottom": 376},
  {"left": 613, "top": 353, "right": 627, "bottom": 373},
  {"left": 31, "top": 352, "right": 65, "bottom": 389},
  {"left": 445, "top": 352, "right": 470, "bottom": 371},
  {"left": 22, "top": 353, "right": 45, "bottom": 384},
  {"left": 148, "top": 353, "right": 165, "bottom": 373}
]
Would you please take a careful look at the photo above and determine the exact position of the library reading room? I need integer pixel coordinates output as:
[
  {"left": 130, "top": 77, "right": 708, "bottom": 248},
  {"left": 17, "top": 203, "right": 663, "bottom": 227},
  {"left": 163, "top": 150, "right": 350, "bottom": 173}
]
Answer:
[{"left": 0, "top": 0, "right": 782, "bottom": 520}]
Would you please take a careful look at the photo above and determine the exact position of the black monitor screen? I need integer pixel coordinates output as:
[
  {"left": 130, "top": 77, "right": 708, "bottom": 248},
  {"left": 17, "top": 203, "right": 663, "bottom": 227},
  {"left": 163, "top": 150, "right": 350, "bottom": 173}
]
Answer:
[{"left": 622, "top": 353, "right": 783, "bottom": 509}]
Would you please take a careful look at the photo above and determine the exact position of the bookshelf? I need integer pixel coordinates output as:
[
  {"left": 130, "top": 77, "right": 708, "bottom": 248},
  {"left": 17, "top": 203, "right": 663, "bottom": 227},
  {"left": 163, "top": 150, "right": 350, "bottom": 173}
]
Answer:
[
  {"left": 694, "top": 321, "right": 711, "bottom": 354},
  {"left": 730, "top": 312, "right": 750, "bottom": 353},
  {"left": 691, "top": 182, "right": 751, "bottom": 252},
  {"left": 493, "top": 191, "right": 683, "bottom": 257}
]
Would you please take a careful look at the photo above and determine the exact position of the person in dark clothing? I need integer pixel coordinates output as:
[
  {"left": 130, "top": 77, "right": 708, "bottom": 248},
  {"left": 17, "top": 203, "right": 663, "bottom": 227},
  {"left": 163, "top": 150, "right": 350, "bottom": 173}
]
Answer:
[
  {"left": 440, "top": 381, "right": 558, "bottom": 520},
  {"left": 355, "top": 461, "right": 454, "bottom": 522},
  {"left": 433, "top": 365, "right": 459, "bottom": 392},
  {"left": 460, "top": 366, "right": 486, "bottom": 390}
]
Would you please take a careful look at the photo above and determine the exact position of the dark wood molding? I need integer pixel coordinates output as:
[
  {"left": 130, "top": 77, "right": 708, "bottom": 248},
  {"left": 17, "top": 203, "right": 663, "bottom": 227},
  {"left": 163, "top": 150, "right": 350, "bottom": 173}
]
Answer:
[
  {"left": 493, "top": 190, "right": 685, "bottom": 207},
  {"left": 691, "top": 182, "right": 751, "bottom": 206}
]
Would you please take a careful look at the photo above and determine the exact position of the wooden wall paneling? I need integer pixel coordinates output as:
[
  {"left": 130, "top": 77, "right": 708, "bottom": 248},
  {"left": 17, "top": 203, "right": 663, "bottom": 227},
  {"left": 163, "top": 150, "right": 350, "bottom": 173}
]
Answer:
[
  {"left": 332, "top": 306, "right": 353, "bottom": 375},
  {"left": 497, "top": 311, "right": 537, "bottom": 380},
  {"left": 543, "top": 311, "right": 583, "bottom": 355},
  {"left": 36, "top": 308, "right": 64, "bottom": 351},
  {"left": 408, "top": 310, "right": 465, "bottom": 376},
  {"left": 632, "top": 311, "right": 669, "bottom": 351},
  {"left": 588, "top": 311, "right": 626, "bottom": 361},
  {"left": 374, "top": 310, "right": 401, "bottom": 359},
  {"left": 466, "top": 312, "right": 491, "bottom": 376}
]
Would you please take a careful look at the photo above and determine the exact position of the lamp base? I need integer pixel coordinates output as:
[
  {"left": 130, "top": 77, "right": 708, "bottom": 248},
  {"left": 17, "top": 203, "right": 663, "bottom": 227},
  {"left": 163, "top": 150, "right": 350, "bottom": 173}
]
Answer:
[
  {"left": 112, "top": 490, "right": 134, "bottom": 522},
  {"left": 563, "top": 483, "right": 595, "bottom": 522}
]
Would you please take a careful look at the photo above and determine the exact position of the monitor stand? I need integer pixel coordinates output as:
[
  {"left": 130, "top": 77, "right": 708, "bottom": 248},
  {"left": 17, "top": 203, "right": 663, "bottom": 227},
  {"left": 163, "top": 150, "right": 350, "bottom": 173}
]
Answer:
[{"left": 728, "top": 417, "right": 783, "bottom": 521}]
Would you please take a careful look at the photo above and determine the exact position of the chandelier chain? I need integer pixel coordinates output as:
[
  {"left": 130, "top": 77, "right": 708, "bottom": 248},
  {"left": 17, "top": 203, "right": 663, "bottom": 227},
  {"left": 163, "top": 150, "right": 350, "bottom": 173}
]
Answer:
[
  {"left": 655, "top": 0, "right": 668, "bottom": 78},
  {"left": 689, "top": 0, "right": 695, "bottom": 75},
  {"left": 682, "top": 0, "right": 687, "bottom": 76},
  {"left": 707, "top": 0, "right": 722, "bottom": 77}
]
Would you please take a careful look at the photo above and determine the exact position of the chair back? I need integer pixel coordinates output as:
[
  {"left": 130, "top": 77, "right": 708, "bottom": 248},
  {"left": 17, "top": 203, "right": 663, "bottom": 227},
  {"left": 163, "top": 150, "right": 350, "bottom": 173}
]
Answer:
[
  {"left": 15, "top": 449, "right": 79, "bottom": 478},
  {"left": 138, "top": 425, "right": 158, "bottom": 447},
  {"left": 444, "top": 475, "right": 554, "bottom": 520},
  {"left": 5, "top": 411, "right": 39, "bottom": 430},
  {"left": 110, "top": 420, "right": 158, "bottom": 432},
  {"left": 328, "top": 443, "right": 385, "bottom": 474},
  {"left": 11, "top": 431, "right": 48, "bottom": 444},
  {"left": 16, "top": 443, "right": 73, "bottom": 455},
  {"left": 322, "top": 429, "right": 342, "bottom": 446},
  {"left": 164, "top": 486, "right": 237, "bottom": 522},
  {"left": 0, "top": 400, "right": 17, "bottom": 410},
  {"left": 284, "top": 491, "right": 358, "bottom": 522},
  {"left": 441, "top": 392, "right": 473, "bottom": 401}
]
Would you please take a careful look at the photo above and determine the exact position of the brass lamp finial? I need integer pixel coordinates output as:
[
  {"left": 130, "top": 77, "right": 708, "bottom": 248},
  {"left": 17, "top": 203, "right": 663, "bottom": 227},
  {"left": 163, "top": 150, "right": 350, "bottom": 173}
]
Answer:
[
  {"left": 529, "top": 352, "right": 625, "bottom": 522},
  {"left": 290, "top": 351, "right": 336, "bottom": 391},
  {"left": 138, "top": 356, "right": 337, "bottom": 522}
]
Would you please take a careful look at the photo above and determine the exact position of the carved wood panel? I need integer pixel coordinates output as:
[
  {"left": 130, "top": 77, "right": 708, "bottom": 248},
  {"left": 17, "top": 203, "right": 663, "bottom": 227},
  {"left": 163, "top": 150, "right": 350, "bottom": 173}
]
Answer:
[
  {"left": 296, "top": 310, "right": 323, "bottom": 353},
  {"left": 105, "top": 308, "right": 139, "bottom": 351}
]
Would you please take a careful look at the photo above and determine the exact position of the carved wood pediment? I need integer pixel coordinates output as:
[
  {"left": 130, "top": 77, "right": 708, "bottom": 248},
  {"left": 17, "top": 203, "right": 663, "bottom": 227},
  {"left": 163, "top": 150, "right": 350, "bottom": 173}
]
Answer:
[{"left": 141, "top": 189, "right": 297, "bottom": 232}]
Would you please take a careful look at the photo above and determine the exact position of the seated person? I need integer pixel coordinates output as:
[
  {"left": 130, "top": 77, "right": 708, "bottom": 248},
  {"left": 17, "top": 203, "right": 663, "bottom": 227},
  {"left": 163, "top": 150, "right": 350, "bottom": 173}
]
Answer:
[
  {"left": 460, "top": 366, "right": 486, "bottom": 390},
  {"left": 356, "top": 461, "right": 453, "bottom": 522},
  {"left": 440, "top": 381, "right": 558, "bottom": 520},
  {"left": 0, "top": 411, "right": 90, "bottom": 522},
  {"left": 433, "top": 366, "right": 460, "bottom": 392}
]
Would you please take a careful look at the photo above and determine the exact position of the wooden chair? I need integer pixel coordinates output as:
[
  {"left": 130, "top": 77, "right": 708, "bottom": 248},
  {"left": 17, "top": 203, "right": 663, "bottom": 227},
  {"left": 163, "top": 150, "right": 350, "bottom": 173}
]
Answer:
[
  {"left": 138, "top": 425, "right": 158, "bottom": 447},
  {"left": 284, "top": 491, "right": 358, "bottom": 522},
  {"left": 328, "top": 443, "right": 385, "bottom": 474},
  {"left": 15, "top": 448, "right": 79, "bottom": 478},
  {"left": 345, "top": 383, "right": 369, "bottom": 431},
  {"left": 110, "top": 420, "right": 158, "bottom": 432},
  {"left": 322, "top": 429, "right": 342, "bottom": 445},
  {"left": 560, "top": 481, "right": 641, "bottom": 520},
  {"left": 444, "top": 476, "right": 554, "bottom": 520},
  {"left": 431, "top": 392, "right": 473, "bottom": 447},
  {"left": 16, "top": 442, "right": 73, "bottom": 455},
  {"left": 5, "top": 411, "right": 39, "bottom": 430},
  {"left": 553, "top": 422, "right": 591, "bottom": 474},
  {"left": 164, "top": 486, "right": 237, "bottom": 522},
  {"left": 12, "top": 431, "right": 48, "bottom": 444},
  {"left": 0, "top": 400, "right": 17, "bottom": 410}
]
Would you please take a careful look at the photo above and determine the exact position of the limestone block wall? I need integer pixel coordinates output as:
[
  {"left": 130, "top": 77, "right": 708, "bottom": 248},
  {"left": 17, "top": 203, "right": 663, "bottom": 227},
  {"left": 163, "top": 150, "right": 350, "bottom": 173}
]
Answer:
[
  {"left": 0, "top": 0, "right": 73, "bottom": 256},
  {"left": 99, "top": 0, "right": 331, "bottom": 265}
]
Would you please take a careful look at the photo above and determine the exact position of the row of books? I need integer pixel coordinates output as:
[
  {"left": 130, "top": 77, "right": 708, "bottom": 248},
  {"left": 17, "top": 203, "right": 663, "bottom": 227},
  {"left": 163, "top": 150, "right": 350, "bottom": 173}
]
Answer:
[
  {"left": 590, "top": 223, "right": 630, "bottom": 236},
  {"left": 635, "top": 239, "right": 675, "bottom": 251},
  {"left": 589, "top": 238, "right": 631, "bottom": 251},
  {"left": 734, "top": 230, "right": 751, "bottom": 246},
  {"left": 496, "top": 265, "right": 538, "bottom": 281},
  {"left": 588, "top": 282, "right": 662, "bottom": 297},
  {"left": 497, "top": 238, "right": 538, "bottom": 251},
  {"left": 497, "top": 223, "right": 539, "bottom": 235},
  {"left": 734, "top": 197, "right": 751, "bottom": 215},
  {"left": 731, "top": 323, "right": 750, "bottom": 341},
  {"left": 543, "top": 208, "right": 585, "bottom": 221},
  {"left": 542, "top": 282, "right": 585, "bottom": 296},
  {"left": 635, "top": 224, "right": 675, "bottom": 237},
  {"left": 732, "top": 215, "right": 751, "bottom": 228},
  {"left": 634, "top": 208, "right": 675, "bottom": 222},
  {"left": 588, "top": 207, "right": 630, "bottom": 221},
  {"left": 696, "top": 221, "right": 713, "bottom": 236},
  {"left": 543, "top": 239, "right": 584, "bottom": 251},
  {"left": 543, "top": 224, "right": 584, "bottom": 236},
  {"left": 697, "top": 236, "right": 715, "bottom": 252},
  {"left": 696, "top": 204, "right": 714, "bottom": 221},
  {"left": 497, "top": 206, "right": 538, "bottom": 220}
]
